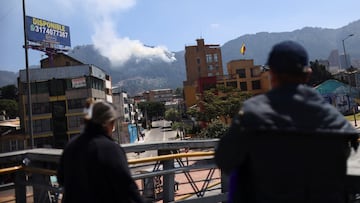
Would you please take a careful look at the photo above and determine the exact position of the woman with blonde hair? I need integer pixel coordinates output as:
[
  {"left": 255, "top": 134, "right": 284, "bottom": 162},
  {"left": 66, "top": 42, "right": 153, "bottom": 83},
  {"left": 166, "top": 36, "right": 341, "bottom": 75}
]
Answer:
[{"left": 58, "top": 100, "right": 144, "bottom": 203}]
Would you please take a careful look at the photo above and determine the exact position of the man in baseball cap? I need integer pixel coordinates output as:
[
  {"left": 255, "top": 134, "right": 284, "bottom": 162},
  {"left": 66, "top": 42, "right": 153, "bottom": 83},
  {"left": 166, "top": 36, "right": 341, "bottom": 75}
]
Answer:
[
  {"left": 267, "top": 40, "right": 312, "bottom": 74},
  {"left": 216, "top": 40, "right": 358, "bottom": 202}
]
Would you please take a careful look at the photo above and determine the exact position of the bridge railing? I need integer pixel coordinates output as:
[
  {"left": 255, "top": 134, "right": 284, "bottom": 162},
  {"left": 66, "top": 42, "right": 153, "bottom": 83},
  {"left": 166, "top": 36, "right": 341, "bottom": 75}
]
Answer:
[{"left": 0, "top": 139, "right": 228, "bottom": 203}]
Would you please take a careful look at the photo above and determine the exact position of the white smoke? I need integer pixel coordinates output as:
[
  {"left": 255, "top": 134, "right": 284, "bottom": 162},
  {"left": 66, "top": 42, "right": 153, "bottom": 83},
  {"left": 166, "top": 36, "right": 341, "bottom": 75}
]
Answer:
[
  {"left": 89, "top": 0, "right": 176, "bottom": 67},
  {"left": 92, "top": 19, "right": 176, "bottom": 67},
  {"left": 56, "top": 0, "right": 176, "bottom": 68}
]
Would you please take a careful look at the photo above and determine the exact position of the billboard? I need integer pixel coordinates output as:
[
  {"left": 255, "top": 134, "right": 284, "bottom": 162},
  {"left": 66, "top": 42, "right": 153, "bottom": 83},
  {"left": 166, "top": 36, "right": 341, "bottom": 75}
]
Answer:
[
  {"left": 71, "top": 77, "right": 86, "bottom": 88},
  {"left": 25, "top": 16, "right": 71, "bottom": 47}
]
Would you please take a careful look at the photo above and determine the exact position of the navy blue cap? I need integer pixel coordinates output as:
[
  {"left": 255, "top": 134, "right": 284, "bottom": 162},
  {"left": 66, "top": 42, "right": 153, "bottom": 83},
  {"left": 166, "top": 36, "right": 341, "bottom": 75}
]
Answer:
[{"left": 267, "top": 41, "right": 309, "bottom": 74}]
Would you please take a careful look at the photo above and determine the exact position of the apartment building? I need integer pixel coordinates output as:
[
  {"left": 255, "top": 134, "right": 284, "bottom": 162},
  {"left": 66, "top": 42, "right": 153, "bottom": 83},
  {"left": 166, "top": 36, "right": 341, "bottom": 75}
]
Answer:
[
  {"left": 112, "top": 88, "right": 134, "bottom": 123},
  {"left": 18, "top": 54, "right": 112, "bottom": 148},
  {"left": 218, "top": 59, "right": 271, "bottom": 95},
  {"left": 183, "top": 38, "right": 223, "bottom": 108},
  {"left": 143, "top": 88, "right": 174, "bottom": 103},
  {"left": 183, "top": 39, "right": 271, "bottom": 109},
  {"left": 184, "top": 38, "right": 224, "bottom": 84}
]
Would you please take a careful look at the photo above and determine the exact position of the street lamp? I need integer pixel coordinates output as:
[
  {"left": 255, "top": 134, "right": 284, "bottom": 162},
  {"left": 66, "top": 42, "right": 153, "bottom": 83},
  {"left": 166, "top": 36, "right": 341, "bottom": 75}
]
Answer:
[
  {"left": 342, "top": 34, "right": 357, "bottom": 126},
  {"left": 342, "top": 34, "right": 354, "bottom": 69}
]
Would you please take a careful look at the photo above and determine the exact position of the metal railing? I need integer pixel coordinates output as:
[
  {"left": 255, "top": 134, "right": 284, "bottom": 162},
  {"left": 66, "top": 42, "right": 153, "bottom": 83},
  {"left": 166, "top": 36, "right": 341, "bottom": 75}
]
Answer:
[{"left": 0, "top": 139, "right": 228, "bottom": 203}]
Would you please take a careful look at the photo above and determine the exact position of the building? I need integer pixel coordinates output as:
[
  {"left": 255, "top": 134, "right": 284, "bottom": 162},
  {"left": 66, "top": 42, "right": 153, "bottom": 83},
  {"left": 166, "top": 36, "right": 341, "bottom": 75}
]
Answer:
[
  {"left": 340, "top": 54, "right": 352, "bottom": 70},
  {"left": 183, "top": 39, "right": 271, "bottom": 109},
  {"left": 183, "top": 39, "right": 223, "bottom": 108},
  {"left": 143, "top": 88, "right": 174, "bottom": 103},
  {"left": 112, "top": 88, "right": 134, "bottom": 123},
  {"left": 184, "top": 38, "right": 224, "bottom": 84},
  {"left": 218, "top": 59, "right": 271, "bottom": 95},
  {"left": 315, "top": 79, "right": 358, "bottom": 115},
  {"left": 112, "top": 89, "right": 135, "bottom": 144},
  {"left": 18, "top": 54, "right": 112, "bottom": 148},
  {"left": 0, "top": 118, "right": 23, "bottom": 153}
]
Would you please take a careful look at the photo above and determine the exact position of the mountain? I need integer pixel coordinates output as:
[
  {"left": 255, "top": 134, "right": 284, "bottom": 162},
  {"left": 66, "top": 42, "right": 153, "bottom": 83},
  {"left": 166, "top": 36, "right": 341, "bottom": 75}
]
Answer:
[
  {"left": 0, "top": 71, "right": 17, "bottom": 87},
  {"left": 68, "top": 45, "right": 186, "bottom": 95},
  {"left": 222, "top": 20, "right": 360, "bottom": 70},
  {"left": 2, "top": 19, "right": 360, "bottom": 95},
  {"left": 67, "top": 20, "right": 360, "bottom": 95}
]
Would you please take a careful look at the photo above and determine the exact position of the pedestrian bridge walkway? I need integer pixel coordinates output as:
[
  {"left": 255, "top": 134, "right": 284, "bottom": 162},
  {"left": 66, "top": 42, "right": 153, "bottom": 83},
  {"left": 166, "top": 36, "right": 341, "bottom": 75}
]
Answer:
[
  {"left": 0, "top": 140, "right": 227, "bottom": 203},
  {"left": 2, "top": 138, "right": 360, "bottom": 203}
]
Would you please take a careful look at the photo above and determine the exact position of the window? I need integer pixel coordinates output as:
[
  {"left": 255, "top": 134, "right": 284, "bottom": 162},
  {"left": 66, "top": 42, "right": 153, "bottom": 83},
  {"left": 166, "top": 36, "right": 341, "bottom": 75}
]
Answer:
[
  {"left": 32, "top": 102, "right": 50, "bottom": 114},
  {"left": 10, "top": 140, "right": 18, "bottom": 151},
  {"left": 33, "top": 119, "right": 51, "bottom": 133},
  {"left": 252, "top": 80, "right": 261, "bottom": 90},
  {"left": 236, "top": 69, "right": 246, "bottom": 78},
  {"left": 90, "top": 77, "right": 104, "bottom": 90},
  {"left": 208, "top": 73, "right": 213, "bottom": 76},
  {"left": 226, "top": 81, "right": 237, "bottom": 88},
  {"left": 34, "top": 137, "right": 54, "bottom": 148},
  {"left": 68, "top": 115, "right": 82, "bottom": 129},
  {"left": 251, "top": 67, "right": 261, "bottom": 77},
  {"left": 196, "top": 58, "right": 200, "bottom": 64},
  {"left": 49, "top": 79, "right": 65, "bottom": 96},
  {"left": 213, "top": 54, "right": 218, "bottom": 62},
  {"left": 208, "top": 65, "right": 214, "bottom": 71},
  {"left": 203, "top": 83, "right": 216, "bottom": 91},
  {"left": 68, "top": 99, "right": 85, "bottom": 109},
  {"left": 240, "top": 82, "right": 247, "bottom": 91},
  {"left": 206, "top": 54, "right": 212, "bottom": 63},
  {"left": 31, "top": 81, "right": 49, "bottom": 94}
]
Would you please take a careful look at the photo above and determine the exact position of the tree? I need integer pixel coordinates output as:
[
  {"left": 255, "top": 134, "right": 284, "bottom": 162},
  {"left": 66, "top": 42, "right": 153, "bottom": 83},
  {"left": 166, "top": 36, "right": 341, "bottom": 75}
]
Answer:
[
  {"left": 137, "top": 101, "right": 165, "bottom": 122},
  {"left": 174, "top": 87, "right": 183, "bottom": 96},
  {"left": 165, "top": 108, "right": 181, "bottom": 123},
  {"left": 308, "top": 60, "right": 333, "bottom": 86},
  {"left": 197, "top": 118, "right": 229, "bottom": 138},
  {"left": 0, "top": 85, "right": 18, "bottom": 100},
  {"left": 191, "top": 86, "right": 252, "bottom": 125},
  {"left": 0, "top": 99, "right": 18, "bottom": 118}
]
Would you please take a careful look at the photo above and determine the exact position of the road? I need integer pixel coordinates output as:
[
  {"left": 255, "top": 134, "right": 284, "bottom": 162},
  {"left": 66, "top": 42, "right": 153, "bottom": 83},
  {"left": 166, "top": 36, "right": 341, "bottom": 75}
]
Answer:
[
  {"left": 145, "top": 120, "right": 176, "bottom": 142},
  {"left": 127, "top": 120, "right": 178, "bottom": 160}
]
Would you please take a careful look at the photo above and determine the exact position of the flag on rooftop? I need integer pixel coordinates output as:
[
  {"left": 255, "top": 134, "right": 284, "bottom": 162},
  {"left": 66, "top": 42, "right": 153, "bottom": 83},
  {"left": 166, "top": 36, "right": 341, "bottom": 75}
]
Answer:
[{"left": 240, "top": 43, "right": 246, "bottom": 55}]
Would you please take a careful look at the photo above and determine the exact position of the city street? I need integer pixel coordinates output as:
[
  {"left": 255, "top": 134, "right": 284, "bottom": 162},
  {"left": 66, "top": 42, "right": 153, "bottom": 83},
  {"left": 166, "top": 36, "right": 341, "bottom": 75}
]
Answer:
[{"left": 127, "top": 120, "right": 178, "bottom": 160}]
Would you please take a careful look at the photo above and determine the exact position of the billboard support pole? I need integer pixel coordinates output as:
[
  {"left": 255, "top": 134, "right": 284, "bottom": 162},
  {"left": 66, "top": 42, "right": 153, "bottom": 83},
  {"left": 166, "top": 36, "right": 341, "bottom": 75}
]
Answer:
[{"left": 22, "top": 0, "right": 34, "bottom": 148}]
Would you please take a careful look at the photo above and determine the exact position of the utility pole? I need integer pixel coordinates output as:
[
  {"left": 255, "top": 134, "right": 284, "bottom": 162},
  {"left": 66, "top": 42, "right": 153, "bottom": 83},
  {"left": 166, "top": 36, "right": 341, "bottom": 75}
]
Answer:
[
  {"left": 342, "top": 34, "right": 357, "bottom": 126},
  {"left": 22, "top": 0, "right": 34, "bottom": 148}
]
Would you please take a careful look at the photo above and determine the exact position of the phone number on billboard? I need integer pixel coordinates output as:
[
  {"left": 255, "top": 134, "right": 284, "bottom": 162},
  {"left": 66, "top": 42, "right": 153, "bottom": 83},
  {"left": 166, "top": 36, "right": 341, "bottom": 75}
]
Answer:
[{"left": 30, "top": 24, "right": 69, "bottom": 38}]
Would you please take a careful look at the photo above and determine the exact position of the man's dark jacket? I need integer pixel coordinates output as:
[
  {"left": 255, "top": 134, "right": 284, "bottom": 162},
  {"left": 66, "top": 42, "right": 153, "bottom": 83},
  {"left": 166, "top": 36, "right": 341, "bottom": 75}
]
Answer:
[
  {"left": 215, "top": 84, "right": 359, "bottom": 203},
  {"left": 58, "top": 121, "right": 144, "bottom": 203}
]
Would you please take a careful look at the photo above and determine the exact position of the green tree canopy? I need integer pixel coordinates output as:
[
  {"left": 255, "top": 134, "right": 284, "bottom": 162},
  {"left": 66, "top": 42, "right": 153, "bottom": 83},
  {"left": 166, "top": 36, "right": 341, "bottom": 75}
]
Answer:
[
  {"left": 197, "top": 118, "right": 229, "bottom": 138},
  {"left": 165, "top": 108, "right": 181, "bottom": 123},
  {"left": 189, "top": 86, "right": 252, "bottom": 124},
  {"left": 0, "top": 85, "right": 18, "bottom": 100},
  {"left": 308, "top": 60, "right": 333, "bottom": 86},
  {"left": 174, "top": 87, "right": 183, "bottom": 96},
  {"left": 0, "top": 99, "right": 18, "bottom": 118},
  {"left": 138, "top": 101, "right": 165, "bottom": 121}
]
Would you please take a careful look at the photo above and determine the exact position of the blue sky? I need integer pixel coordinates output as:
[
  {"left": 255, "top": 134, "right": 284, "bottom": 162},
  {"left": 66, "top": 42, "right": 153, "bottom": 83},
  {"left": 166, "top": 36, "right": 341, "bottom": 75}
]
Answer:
[{"left": 1, "top": 0, "right": 360, "bottom": 72}]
